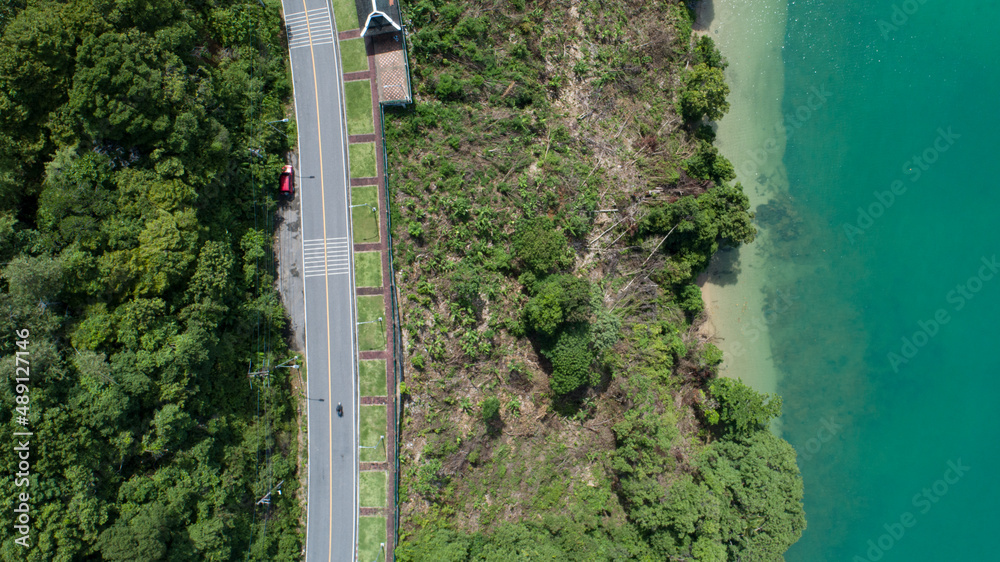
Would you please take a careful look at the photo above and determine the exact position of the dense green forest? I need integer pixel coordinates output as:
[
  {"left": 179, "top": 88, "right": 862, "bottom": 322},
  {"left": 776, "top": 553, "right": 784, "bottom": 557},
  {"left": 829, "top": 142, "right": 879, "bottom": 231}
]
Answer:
[
  {"left": 387, "top": 0, "right": 805, "bottom": 560},
  {"left": 0, "top": 0, "right": 301, "bottom": 559}
]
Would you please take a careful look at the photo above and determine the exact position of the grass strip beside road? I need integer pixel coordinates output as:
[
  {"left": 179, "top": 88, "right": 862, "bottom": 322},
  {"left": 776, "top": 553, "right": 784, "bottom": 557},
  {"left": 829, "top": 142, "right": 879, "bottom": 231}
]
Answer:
[
  {"left": 359, "top": 405, "right": 387, "bottom": 462},
  {"left": 355, "top": 251, "right": 383, "bottom": 287},
  {"left": 360, "top": 359, "right": 388, "bottom": 396},
  {"left": 345, "top": 80, "right": 375, "bottom": 135},
  {"left": 349, "top": 142, "right": 377, "bottom": 178},
  {"left": 357, "top": 295, "right": 386, "bottom": 351},
  {"left": 360, "top": 471, "right": 387, "bottom": 507},
  {"left": 341, "top": 38, "right": 368, "bottom": 73},
  {"left": 350, "top": 185, "right": 380, "bottom": 243},
  {"left": 331, "top": 0, "right": 358, "bottom": 32},
  {"left": 358, "top": 517, "right": 387, "bottom": 559}
]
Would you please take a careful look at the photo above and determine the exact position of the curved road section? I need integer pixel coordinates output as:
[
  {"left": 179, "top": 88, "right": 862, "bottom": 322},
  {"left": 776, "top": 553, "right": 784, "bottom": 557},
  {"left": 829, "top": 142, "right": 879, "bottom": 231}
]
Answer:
[{"left": 280, "top": 0, "right": 359, "bottom": 560}]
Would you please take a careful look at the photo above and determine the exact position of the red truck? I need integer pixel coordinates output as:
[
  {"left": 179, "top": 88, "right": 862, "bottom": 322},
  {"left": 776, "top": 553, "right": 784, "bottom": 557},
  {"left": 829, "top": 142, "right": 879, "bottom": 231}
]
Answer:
[{"left": 279, "top": 165, "right": 294, "bottom": 197}]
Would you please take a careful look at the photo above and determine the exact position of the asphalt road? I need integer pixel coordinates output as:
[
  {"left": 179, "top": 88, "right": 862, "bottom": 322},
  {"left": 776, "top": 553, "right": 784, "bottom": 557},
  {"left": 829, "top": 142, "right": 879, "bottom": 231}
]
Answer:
[{"left": 279, "top": 0, "right": 359, "bottom": 560}]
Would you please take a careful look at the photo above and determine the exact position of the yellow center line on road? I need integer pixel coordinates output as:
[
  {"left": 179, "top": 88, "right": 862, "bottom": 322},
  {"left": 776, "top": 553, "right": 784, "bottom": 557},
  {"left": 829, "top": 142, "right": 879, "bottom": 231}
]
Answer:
[{"left": 297, "top": 2, "right": 335, "bottom": 561}]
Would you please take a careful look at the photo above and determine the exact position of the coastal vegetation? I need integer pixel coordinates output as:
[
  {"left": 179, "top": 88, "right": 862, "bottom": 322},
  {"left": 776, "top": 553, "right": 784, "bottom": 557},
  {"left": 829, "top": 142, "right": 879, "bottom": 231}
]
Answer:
[
  {"left": 387, "top": 0, "right": 805, "bottom": 559},
  {"left": 0, "top": 1, "right": 300, "bottom": 559}
]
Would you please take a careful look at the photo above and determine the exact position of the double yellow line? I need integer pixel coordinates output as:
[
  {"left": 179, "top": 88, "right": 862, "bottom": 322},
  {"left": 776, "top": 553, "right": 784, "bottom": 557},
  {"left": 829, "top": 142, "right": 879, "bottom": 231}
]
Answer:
[{"left": 297, "top": 2, "right": 336, "bottom": 560}]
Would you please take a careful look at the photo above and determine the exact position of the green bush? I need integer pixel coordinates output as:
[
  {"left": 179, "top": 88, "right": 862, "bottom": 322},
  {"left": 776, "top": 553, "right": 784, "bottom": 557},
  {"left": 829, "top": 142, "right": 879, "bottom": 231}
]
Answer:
[
  {"left": 693, "top": 35, "right": 726, "bottom": 70},
  {"left": 683, "top": 140, "right": 736, "bottom": 185},
  {"left": 480, "top": 396, "right": 501, "bottom": 422},
  {"left": 524, "top": 283, "right": 564, "bottom": 336},
  {"left": 435, "top": 72, "right": 462, "bottom": 100},
  {"left": 699, "top": 182, "right": 756, "bottom": 246},
  {"left": 638, "top": 182, "right": 755, "bottom": 287},
  {"left": 705, "top": 377, "right": 782, "bottom": 439},
  {"left": 449, "top": 263, "right": 483, "bottom": 312},
  {"left": 590, "top": 307, "right": 621, "bottom": 354},
  {"left": 701, "top": 432, "right": 806, "bottom": 558},
  {"left": 679, "top": 63, "right": 730, "bottom": 123},
  {"left": 610, "top": 399, "right": 803, "bottom": 561},
  {"left": 700, "top": 343, "right": 724, "bottom": 367},
  {"left": 677, "top": 283, "right": 704, "bottom": 317},
  {"left": 411, "top": 353, "right": 426, "bottom": 370},
  {"left": 524, "top": 274, "right": 590, "bottom": 337},
  {"left": 543, "top": 327, "right": 594, "bottom": 395},
  {"left": 512, "top": 216, "right": 572, "bottom": 274}
]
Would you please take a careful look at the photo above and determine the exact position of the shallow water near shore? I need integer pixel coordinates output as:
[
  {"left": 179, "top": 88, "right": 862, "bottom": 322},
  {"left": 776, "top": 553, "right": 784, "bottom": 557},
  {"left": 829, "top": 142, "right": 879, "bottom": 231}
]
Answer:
[
  {"left": 695, "top": 0, "right": 789, "bottom": 397},
  {"left": 701, "top": 0, "right": 1000, "bottom": 559}
]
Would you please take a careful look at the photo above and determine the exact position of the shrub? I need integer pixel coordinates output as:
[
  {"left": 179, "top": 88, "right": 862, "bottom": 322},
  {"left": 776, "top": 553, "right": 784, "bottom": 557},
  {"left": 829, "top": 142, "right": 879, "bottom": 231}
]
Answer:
[
  {"left": 693, "top": 35, "right": 727, "bottom": 70},
  {"left": 677, "top": 283, "right": 704, "bottom": 317},
  {"left": 435, "top": 72, "right": 462, "bottom": 100},
  {"left": 449, "top": 263, "right": 483, "bottom": 312},
  {"left": 524, "top": 274, "right": 591, "bottom": 336},
  {"left": 480, "top": 396, "right": 501, "bottom": 422},
  {"left": 683, "top": 140, "right": 736, "bottom": 185},
  {"left": 411, "top": 353, "right": 426, "bottom": 370},
  {"left": 700, "top": 182, "right": 756, "bottom": 246},
  {"left": 701, "top": 343, "right": 724, "bottom": 367},
  {"left": 590, "top": 306, "right": 621, "bottom": 354},
  {"left": 679, "top": 63, "right": 730, "bottom": 123},
  {"left": 543, "top": 327, "right": 594, "bottom": 395},
  {"left": 512, "top": 216, "right": 572, "bottom": 274},
  {"left": 517, "top": 271, "right": 538, "bottom": 293},
  {"left": 524, "top": 283, "right": 564, "bottom": 336},
  {"left": 705, "top": 377, "right": 782, "bottom": 439}
]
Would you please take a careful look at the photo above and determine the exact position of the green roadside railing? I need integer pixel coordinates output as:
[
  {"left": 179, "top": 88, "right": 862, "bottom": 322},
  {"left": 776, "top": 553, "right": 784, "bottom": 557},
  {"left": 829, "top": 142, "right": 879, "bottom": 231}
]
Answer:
[
  {"left": 375, "top": 19, "right": 412, "bottom": 560},
  {"left": 380, "top": 101, "right": 403, "bottom": 557}
]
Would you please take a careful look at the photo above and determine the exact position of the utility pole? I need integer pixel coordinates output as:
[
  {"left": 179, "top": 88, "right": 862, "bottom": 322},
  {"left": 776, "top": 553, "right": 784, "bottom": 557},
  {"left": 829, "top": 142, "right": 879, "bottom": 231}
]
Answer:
[
  {"left": 257, "top": 480, "right": 284, "bottom": 505},
  {"left": 248, "top": 361, "right": 271, "bottom": 389}
]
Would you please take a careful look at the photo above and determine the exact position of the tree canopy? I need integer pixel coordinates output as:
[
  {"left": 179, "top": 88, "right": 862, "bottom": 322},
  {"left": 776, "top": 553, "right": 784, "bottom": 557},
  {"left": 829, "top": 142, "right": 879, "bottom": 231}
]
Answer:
[
  {"left": 511, "top": 216, "right": 572, "bottom": 274},
  {"left": 704, "top": 377, "right": 783, "bottom": 439},
  {"left": 524, "top": 274, "right": 590, "bottom": 337},
  {"left": 679, "top": 63, "right": 730, "bottom": 123},
  {"left": 0, "top": 1, "right": 300, "bottom": 559}
]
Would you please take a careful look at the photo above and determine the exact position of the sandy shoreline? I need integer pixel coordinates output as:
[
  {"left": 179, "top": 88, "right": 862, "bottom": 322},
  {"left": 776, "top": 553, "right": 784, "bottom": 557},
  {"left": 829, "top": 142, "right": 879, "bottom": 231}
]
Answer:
[{"left": 694, "top": 0, "right": 789, "bottom": 396}]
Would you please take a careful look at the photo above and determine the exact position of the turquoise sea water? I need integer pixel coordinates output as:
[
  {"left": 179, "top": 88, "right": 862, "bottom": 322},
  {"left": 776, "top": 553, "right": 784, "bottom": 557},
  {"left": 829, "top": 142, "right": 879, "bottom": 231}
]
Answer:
[{"left": 764, "top": 1, "right": 1000, "bottom": 560}]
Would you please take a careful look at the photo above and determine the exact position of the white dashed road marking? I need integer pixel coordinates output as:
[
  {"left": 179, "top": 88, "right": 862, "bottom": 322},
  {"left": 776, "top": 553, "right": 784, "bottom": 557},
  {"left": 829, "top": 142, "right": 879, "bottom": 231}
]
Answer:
[
  {"left": 303, "top": 237, "right": 350, "bottom": 277},
  {"left": 285, "top": 7, "right": 335, "bottom": 50}
]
